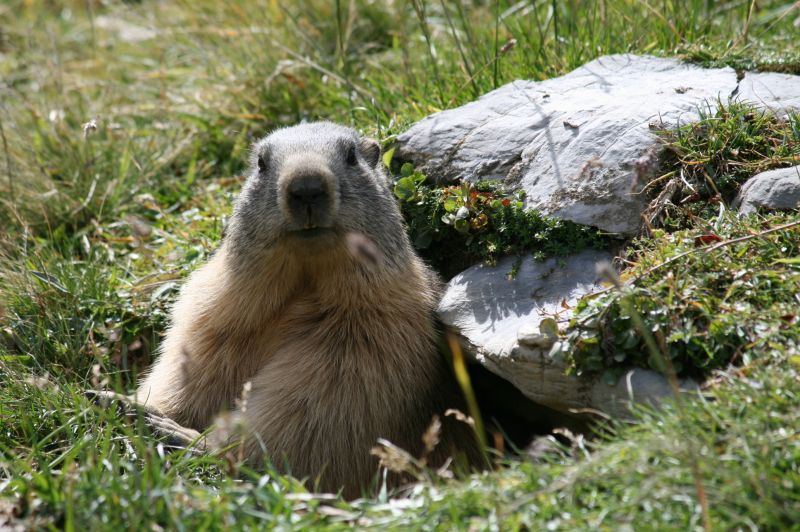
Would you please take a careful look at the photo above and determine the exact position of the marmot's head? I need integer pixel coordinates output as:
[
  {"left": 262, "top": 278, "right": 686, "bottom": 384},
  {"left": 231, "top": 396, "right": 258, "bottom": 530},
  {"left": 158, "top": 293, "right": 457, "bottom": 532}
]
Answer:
[{"left": 228, "top": 122, "right": 410, "bottom": 268}]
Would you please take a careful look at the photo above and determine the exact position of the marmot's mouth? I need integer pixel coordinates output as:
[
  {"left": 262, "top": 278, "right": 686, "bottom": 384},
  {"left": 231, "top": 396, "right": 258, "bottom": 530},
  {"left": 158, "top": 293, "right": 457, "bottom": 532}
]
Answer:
[{"left": 289, "top": 227, "right": 335, "bottom": 239}]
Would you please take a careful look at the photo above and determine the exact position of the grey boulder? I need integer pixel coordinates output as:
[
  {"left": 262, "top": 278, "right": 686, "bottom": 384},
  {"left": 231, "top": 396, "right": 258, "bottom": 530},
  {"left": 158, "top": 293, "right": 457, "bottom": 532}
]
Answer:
[
  {"left": 397, "top": 54, "right": 800, "bottom": 235},
  {"left": 738, "top": 72, "right": 800, "bottom": 116},
  {"left": 397, "top": 54, "right": 738, "bottom": 234},
  {"left": 438, "top": 250, "right": 697, "bottom": 417},
  {"left": 734, "top": 165, "right": 800, "bottom": 214},
  {"left": 438, "top": 250, "right": 611, "bottom": 358}
]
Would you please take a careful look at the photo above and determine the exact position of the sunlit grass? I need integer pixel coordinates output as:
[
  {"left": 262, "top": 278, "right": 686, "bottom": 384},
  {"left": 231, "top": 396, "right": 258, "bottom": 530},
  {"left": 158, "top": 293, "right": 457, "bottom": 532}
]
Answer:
[{"left": 1, "top": 0, "right": 799, "bottom": 529}]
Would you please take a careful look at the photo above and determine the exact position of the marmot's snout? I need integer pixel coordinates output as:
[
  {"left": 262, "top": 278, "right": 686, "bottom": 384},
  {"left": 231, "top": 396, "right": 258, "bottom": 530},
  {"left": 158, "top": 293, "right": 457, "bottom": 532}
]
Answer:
[
  {"left": 287, "top": 172, "right": 330, "bottom": 227},
  {"left": 278, "top": 157, "right": 339, "bottom": 233}
]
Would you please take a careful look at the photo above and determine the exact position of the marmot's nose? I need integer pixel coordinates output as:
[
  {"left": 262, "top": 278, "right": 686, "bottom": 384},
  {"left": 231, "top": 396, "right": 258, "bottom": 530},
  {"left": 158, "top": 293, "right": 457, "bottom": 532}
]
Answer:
[
  {"left": 286, "top": 173, "right": 331, "bottom": 227},
  {"left": 288, "top": 174, "right": 328, "bottom": 206}
]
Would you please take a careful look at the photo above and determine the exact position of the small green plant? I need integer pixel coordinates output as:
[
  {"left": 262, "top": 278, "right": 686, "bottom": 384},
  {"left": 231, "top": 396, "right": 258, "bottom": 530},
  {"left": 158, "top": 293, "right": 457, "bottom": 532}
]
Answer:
[
  {"left": 648, "top": 103, "right": 800, "bottom": 229},
  {"left": 393, "top": 163, "right": 610, "bottom": 277},
  {"left": 558, "top": 214, "right": 800, "bottom": 382},
  {"left": 671, "top": 103, "right": 799, "bottom": 194}
]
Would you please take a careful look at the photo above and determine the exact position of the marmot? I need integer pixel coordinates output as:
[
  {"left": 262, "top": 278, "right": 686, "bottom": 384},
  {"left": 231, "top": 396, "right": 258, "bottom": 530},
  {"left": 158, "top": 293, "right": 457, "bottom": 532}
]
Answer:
[{"left": 136, "top": 122, "right": 483, "bottom": 498}]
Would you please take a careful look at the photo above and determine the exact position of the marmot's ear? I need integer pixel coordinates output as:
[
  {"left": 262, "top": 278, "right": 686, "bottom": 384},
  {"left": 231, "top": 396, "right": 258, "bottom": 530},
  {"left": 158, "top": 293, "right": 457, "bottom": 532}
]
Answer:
[
  {"left": 256, "top": 150, "right": 270, "bottom": 174},
  {"left": 360, "top": 138, "right": 381, "bottom": 167}
]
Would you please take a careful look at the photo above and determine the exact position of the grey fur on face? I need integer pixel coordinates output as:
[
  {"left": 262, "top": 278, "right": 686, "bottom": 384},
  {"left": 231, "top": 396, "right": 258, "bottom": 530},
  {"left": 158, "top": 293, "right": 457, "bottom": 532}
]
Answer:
[{"left": 226, "top": 122, "right": 410, "bottom": 272}]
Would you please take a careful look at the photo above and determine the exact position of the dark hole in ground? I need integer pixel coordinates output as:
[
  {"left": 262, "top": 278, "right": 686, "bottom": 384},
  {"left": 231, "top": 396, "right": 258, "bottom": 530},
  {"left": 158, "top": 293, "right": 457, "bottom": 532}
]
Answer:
[{"left": 466, "top": 361, "right": 590, "bottom": 454}]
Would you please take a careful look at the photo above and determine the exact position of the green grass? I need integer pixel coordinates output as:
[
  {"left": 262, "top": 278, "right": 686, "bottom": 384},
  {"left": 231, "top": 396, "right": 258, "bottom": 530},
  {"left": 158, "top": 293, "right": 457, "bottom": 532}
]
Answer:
[
  {"left": 3, "top": 347, "right": 799, "bottom": 529},
  {"left": 649, "top": 101, "right": 800, "bottom": 229},
  {"left": 1, "top": 0, "right": 800, "bottom": 529},
  {"left": 2, "top": 0, "right": 798, "bottom": 231}
]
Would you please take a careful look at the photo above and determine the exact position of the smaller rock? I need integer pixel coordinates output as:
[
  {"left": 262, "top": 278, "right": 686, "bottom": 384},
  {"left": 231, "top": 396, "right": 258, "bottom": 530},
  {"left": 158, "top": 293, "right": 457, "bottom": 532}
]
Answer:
[
  {"left": 517, "top": 328, "right": 557, "bottom": 349},
  {"left": 438, "top": 249, "right": 612, "bottom": 357},
  {"left": 439, "top": 249, "right": 701, "bottom": 417},
  {"left": 738, "top": 72, "right": 800, "bottom": 116},
  {"left": 589, "top": 368, "right": 698, "bottom": 417},
  {"left": 734, "top": 166, "right": 800, "bottom": 214},
  {"left": 518, "top": 317, "right": 559, "bottom": 348}
]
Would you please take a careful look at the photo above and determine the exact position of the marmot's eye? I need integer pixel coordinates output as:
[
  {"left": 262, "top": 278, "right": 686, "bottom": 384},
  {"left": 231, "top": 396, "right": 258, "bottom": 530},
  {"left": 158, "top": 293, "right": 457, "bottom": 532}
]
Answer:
[
  {"left": 257, "top": 154, "right": 268, "bottom": 174},
  {"left": 345, "top": 144, "right": 357, "bottom": 166}
]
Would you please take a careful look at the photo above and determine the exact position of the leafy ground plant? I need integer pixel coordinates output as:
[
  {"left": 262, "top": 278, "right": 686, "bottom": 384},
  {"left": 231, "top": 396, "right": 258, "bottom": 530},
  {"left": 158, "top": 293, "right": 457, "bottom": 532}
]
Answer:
[
  {"left": 394, "top": 164, "right": 610, "bottom": 278},
  {"left": 559, "top": 213, "right": 800, "bottom": 382},
  {"left": 555, "top": 103, "right": 800, "bottom": 382}
]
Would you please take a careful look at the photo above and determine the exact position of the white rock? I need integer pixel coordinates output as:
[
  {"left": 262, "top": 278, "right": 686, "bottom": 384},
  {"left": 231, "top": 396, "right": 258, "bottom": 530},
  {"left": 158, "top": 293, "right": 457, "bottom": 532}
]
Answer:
[
  {"left": 734, "top": 165, "right": 800, "bottom": 214},
  {"left": 397, "top": 54, "right": 739, "bottom": 234},
  {"left": 517, "top": 327, "right": 557, "bottom": 349},
  {"left": 397, "top": 54, "right": 800, "bottom": 235},
  {"left": 438, "top": 250, "right": 612, "bottom": 358},
  {"left": 438, "top": 249, "right": 699, "bottom": 417},
  {"left": 737, "top": 72, "right": 800, "bottom": 116},
  {"left": 482, "top": 344, "right": 698, "bottom": 418}
]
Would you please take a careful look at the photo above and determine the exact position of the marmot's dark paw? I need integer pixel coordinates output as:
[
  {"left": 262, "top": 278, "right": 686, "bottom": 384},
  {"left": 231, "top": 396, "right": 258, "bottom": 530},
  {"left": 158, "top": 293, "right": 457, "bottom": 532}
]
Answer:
[{"left": 145, "top": 412, "right": 207, "bottom": 452}]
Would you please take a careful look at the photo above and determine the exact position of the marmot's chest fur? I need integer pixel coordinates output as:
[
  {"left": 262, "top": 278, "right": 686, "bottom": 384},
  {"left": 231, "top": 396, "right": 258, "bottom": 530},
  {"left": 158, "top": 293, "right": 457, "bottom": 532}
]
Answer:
[{"left": 177, "top": 264, "right": 438, "bottom": 432}]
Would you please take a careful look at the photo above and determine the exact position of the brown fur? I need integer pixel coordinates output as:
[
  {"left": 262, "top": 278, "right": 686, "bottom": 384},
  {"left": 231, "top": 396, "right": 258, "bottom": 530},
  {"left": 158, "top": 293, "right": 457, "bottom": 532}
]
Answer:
[{"left": 137, "top": 125, "right": 482, "bottom": 498}]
